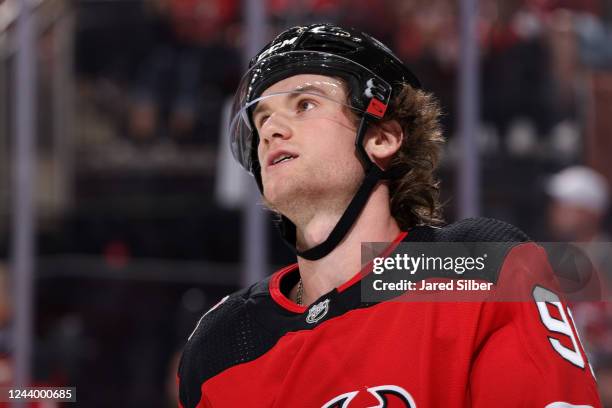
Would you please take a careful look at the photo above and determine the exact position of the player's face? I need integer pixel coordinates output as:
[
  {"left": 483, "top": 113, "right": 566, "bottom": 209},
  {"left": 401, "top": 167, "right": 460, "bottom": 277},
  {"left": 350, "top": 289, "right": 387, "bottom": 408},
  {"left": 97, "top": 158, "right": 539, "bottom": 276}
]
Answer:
[{"left": 254, "top": 74, "right": 364, "bottom": 213}]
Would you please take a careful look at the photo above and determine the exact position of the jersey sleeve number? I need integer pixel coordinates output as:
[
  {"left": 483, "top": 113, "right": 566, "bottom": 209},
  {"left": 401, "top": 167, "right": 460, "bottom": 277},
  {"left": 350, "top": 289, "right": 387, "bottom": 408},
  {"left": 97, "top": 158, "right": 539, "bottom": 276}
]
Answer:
[{"left": 532, "top": 286, "right": 585, "bottom": 369}]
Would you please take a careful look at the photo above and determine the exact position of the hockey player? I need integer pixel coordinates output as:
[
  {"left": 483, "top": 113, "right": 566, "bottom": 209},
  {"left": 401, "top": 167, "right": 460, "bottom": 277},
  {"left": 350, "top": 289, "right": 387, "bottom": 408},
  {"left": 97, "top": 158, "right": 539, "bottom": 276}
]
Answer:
[{"left": 178, "top": 24, "right": 602, "bottom": 407}]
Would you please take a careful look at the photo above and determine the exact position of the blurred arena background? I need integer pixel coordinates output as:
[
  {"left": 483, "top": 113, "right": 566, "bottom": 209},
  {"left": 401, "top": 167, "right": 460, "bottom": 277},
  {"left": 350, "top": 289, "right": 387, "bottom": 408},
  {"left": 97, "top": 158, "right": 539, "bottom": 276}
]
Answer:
[{"left": 1, "top": 0, "right": 612, "bottom": 406}]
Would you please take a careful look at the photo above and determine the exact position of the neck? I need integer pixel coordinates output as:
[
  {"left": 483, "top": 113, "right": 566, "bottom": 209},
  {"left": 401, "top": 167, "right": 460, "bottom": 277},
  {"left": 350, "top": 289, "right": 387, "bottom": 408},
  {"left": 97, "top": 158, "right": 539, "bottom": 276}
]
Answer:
[{"left": 292, "top": 183, "right": 401, "bottom": 306}]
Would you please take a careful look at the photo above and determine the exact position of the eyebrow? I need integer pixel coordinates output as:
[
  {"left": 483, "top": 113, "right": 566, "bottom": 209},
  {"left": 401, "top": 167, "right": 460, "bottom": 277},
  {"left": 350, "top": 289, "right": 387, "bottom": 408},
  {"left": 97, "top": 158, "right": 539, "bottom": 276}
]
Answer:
[{"left": 252, "top": 84, "right": 331, "bottom": 119}]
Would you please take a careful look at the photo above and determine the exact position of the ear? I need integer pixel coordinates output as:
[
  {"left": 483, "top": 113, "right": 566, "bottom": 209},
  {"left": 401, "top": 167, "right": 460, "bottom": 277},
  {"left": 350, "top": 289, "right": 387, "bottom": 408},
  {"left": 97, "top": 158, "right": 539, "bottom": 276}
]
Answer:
[{"left": 363, "top": 120, "right": 404, "bottom": 170}]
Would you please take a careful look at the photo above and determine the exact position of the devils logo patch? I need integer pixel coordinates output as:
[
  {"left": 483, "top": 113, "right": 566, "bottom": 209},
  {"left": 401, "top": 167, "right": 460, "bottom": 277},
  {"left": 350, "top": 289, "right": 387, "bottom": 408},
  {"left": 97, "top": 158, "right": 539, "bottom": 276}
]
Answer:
[{"left": 322, "top": 385, "right": 416, "bottom": 408}]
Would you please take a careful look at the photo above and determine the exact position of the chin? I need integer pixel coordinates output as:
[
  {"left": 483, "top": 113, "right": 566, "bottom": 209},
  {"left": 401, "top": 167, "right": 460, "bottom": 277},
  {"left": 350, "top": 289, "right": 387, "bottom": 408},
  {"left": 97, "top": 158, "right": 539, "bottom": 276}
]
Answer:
[
  {"left": 263, "top": 180, "right": 295, "bottom": 207},
  {"left": 264, "top": 178, "right": 316, "bottom": 213}
]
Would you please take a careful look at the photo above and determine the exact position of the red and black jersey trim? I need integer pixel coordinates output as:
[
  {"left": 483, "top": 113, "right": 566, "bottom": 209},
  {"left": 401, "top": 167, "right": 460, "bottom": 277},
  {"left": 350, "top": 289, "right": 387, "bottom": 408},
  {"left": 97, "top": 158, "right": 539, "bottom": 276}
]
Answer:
[
  {"left": 178, "top": 217, "right": 529, "bottom": 408},
  {"left": 269, "top": 229, "right": 409, "bottom": 313}
]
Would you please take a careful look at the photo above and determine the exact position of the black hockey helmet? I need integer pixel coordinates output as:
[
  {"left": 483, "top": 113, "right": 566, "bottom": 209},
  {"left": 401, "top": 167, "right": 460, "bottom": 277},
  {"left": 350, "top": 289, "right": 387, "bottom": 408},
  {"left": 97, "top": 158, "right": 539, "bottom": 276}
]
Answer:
[
  {"left": 229, "top": 23, "right": 421, "bottom": 260},
  {"left": 230, "top": 23, "right": 421, "bottom": 183}
]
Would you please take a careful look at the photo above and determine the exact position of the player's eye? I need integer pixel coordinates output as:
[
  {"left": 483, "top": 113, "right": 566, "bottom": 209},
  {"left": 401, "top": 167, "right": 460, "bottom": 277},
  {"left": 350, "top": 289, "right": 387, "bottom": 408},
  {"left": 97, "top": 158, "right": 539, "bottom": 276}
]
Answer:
[
  {"left": 256, "top": 114, "right": 269, "bottom": 129},
  {"left": 296, "top": 99, "right": 316, "bottom": 113}
]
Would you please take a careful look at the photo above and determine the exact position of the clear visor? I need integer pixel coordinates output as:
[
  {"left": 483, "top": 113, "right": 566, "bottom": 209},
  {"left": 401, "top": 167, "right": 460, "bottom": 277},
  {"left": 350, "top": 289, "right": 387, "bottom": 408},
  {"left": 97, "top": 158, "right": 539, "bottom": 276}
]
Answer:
[{"left": 229, "top": 77, "right": 366, "bottom": 171}]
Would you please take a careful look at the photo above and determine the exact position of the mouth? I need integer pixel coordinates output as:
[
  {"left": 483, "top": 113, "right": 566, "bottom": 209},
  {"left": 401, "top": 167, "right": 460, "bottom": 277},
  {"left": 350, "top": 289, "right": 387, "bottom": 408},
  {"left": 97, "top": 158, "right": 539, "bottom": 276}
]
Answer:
[{"left": 268, "top": 151, "right": 299, "bottom": 167}]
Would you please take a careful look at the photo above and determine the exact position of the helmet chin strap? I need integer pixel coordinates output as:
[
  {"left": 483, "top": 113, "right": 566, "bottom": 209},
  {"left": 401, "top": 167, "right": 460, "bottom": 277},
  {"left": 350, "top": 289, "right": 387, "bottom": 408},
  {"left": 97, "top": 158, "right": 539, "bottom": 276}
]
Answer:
[{"left": 276, "top": 116, "right": 395, "bottom": 260}]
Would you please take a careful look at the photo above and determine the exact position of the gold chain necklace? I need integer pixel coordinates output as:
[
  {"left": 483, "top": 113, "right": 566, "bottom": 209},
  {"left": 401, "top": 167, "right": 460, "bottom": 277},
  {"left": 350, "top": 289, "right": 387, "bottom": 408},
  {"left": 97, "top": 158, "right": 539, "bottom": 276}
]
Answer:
[{"left": 296, "top": 279, "right": 304, "bottom": 306}]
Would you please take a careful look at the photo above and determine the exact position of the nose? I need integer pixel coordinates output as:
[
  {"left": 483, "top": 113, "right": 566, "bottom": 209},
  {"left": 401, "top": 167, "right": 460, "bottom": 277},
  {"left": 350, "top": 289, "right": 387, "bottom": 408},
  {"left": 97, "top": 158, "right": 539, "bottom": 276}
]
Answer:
[{"left": 258, "top": 112, "right": 293, "bottom": 147}]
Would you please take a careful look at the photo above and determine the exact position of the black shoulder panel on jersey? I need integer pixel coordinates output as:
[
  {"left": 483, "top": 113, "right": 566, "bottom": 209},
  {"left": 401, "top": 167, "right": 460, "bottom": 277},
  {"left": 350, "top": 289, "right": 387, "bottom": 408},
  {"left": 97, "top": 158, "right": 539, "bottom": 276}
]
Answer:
[
  {"left": 178, "top": 281, "right": 278, "bottom": 408},
  {"left": 366, "top": 218, "right": 529, "bottom": 283},
  {"left": 406, "top": 217, "right": 530, "bottom": 283},
  {"left": 406, "top": 217, "right": 530, "bottom": 243}
]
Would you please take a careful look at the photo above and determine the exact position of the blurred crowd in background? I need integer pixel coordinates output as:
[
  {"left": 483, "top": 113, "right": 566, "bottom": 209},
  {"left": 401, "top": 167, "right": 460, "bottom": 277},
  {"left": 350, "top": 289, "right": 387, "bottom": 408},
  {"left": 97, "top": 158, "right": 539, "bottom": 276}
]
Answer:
[{"left": 0, "top": 0, "right": 612, "bottom": 406}]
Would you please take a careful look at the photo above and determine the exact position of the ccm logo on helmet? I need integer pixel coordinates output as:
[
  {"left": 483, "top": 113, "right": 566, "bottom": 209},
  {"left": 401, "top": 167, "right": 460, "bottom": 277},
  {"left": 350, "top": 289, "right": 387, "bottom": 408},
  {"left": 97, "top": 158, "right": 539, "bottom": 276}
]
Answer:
[
  {"left": 311, "top": 24, "right": 355, "bottom": 40},
  {"left": 256, "top": 36, "right": 299, "bottom": 62},
  {"left": 322, "top": 385, "right": 416, "bottom": 408}
]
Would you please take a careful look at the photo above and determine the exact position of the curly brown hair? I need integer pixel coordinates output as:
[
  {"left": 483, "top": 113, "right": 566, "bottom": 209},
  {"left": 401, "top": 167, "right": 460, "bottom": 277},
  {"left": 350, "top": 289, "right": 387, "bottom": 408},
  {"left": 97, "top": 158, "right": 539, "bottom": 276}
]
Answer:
[{"left": 384, "top": 84, "right": 446, "bottom": 229}]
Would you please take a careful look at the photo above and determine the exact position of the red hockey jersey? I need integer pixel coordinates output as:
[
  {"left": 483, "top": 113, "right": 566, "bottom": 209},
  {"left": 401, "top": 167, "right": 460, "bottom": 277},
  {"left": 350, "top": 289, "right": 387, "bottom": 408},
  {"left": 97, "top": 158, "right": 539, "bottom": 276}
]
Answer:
[{"left": 178, "top": 218, "right": 601, "bottom": 407}]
